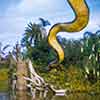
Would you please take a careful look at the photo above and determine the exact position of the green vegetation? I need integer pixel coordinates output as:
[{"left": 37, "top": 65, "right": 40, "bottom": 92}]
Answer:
[
  {"left": 0, "top": 68, "right": 9, "bottom": 91},
  {"left": 0, "top": 81, "right": 9, "bottom": 92},
  {"left": 36, "top": 65, "right": 99, "bottom": 92},
  {"left": 21, "top": 22, "right": 56, "bottom": 65},
  {"left": 0, "top": 20, "right": 100, "bottom": 93},
  {"left": 21, "top": 21, "right": 100, "bottom": 92}
]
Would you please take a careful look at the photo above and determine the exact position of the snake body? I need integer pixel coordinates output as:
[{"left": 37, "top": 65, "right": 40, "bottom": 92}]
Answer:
[{"left": 48, "top": 0, "right": 89, "bottom": 63}]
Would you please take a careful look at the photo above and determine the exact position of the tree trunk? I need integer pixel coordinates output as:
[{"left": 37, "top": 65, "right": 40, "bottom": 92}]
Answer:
[{"left": 16, "top": 59, "right": 28, "bottom": 90}]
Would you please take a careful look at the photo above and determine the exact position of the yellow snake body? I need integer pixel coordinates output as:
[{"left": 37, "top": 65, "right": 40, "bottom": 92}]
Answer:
[{"left": 48, "top": 0, "right": 89, "bottom": 63}]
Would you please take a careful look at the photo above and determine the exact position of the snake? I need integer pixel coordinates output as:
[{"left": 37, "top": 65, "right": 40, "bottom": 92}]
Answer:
[{"left": 48, "top": 0, "right": 89, "bottom": 63}]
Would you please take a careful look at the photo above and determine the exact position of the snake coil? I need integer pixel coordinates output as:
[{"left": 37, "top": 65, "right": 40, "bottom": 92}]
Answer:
[{"left": 48, "top": 0, "right": 89, "bottom": 63}]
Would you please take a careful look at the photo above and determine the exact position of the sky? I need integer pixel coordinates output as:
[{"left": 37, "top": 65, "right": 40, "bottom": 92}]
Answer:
[{"left": 0, "top": 0, "right": 100, "bottom": 48}]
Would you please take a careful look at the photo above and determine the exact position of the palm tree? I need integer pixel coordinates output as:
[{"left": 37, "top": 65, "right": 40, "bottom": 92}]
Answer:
[
  {"left": 21, "top": 22, "right": 50, "bottom": 61},
  {"left": 39, "top": 17, "right": 50, "bottom": 27},
  {"left": 21, "top": 22, "right": 43, "bottom": 47}
]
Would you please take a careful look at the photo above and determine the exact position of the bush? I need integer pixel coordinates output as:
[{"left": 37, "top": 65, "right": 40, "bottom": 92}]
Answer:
[
  {"left": 0, "top": 68, "right": 9, "bottom": 91},
  {"left": 0, "top": 68, "right": 9, "bottom": 81}
]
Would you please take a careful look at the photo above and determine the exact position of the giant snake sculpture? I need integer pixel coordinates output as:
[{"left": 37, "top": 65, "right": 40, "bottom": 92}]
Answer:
[
  {"left": 48, "top": 0, "right": 89, "bottom": 63},
  {"left": 23, "top": 0, "right": 90, "bottom": 94}
]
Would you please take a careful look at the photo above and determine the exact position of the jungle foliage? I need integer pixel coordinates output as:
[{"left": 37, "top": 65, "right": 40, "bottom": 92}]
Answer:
[{"left": 0, "top": 21, "right": 100, "bottom": 92}]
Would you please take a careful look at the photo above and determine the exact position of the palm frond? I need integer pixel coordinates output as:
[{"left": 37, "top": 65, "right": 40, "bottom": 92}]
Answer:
[{"left": 3, "top": 45, "right": 10, "bottom": 51}]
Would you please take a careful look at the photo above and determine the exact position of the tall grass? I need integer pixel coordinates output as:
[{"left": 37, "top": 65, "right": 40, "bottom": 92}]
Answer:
[{"left": 0, "top": 68, "right": 9, "bottom": 91}]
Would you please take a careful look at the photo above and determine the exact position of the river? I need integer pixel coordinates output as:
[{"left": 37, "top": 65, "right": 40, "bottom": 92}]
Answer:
[{"left": 0, "top": 91, "right": 100, "bottom": 100}]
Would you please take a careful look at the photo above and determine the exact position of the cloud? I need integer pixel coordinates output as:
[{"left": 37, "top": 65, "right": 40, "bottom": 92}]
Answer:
[
  {"left": 0, "top": 0, "right": 100, "bottom": 46},
  {"left": 5, "top": 0, "right": 67, "bottom": 17},
  {"left": 57, "top": 11, "right": 100, "bottom": 39},
  {"left": 0, "top": 0, "right": 72, "bottom": 45},
  {"left": 0, "top": 0, "right": 21, "bottom": 15}
]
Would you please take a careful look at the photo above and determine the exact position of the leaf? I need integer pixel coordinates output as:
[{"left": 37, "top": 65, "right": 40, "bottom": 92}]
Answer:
[{"left": 3, "top": 45, "right": 10, "bottom": 51}]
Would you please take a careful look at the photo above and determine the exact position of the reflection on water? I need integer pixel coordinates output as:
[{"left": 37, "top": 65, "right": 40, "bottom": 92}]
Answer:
[
  {"left": 1, "top": 91, "right": 100, "bottom": 100},
  {"left": 0, "top": 92, "right": 9, "bottom": 100},
  {"left": 15, "top": 91, "right": 31, "bottom": 100},
  {"left": 65, "top": 93, "right": 100, "bottom": 100},
  {"left": 14, "top": 91, "right": 100, "bottom": 100}
]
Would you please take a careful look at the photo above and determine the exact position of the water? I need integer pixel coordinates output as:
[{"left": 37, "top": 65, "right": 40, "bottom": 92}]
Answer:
[
  {"left": 12, "top": 91, "right": 100, "bottom": 100},
  {"left": 0, "top": 92, "right": 9, "bottom": 100},
  {"left": 0, "top": 91, "right": 100, "bottom": 100}
]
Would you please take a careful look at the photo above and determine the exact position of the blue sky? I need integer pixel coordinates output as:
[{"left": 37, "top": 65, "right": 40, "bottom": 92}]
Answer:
[{"left": 0, "top": 0, "right": 100, "bottom": 48}]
